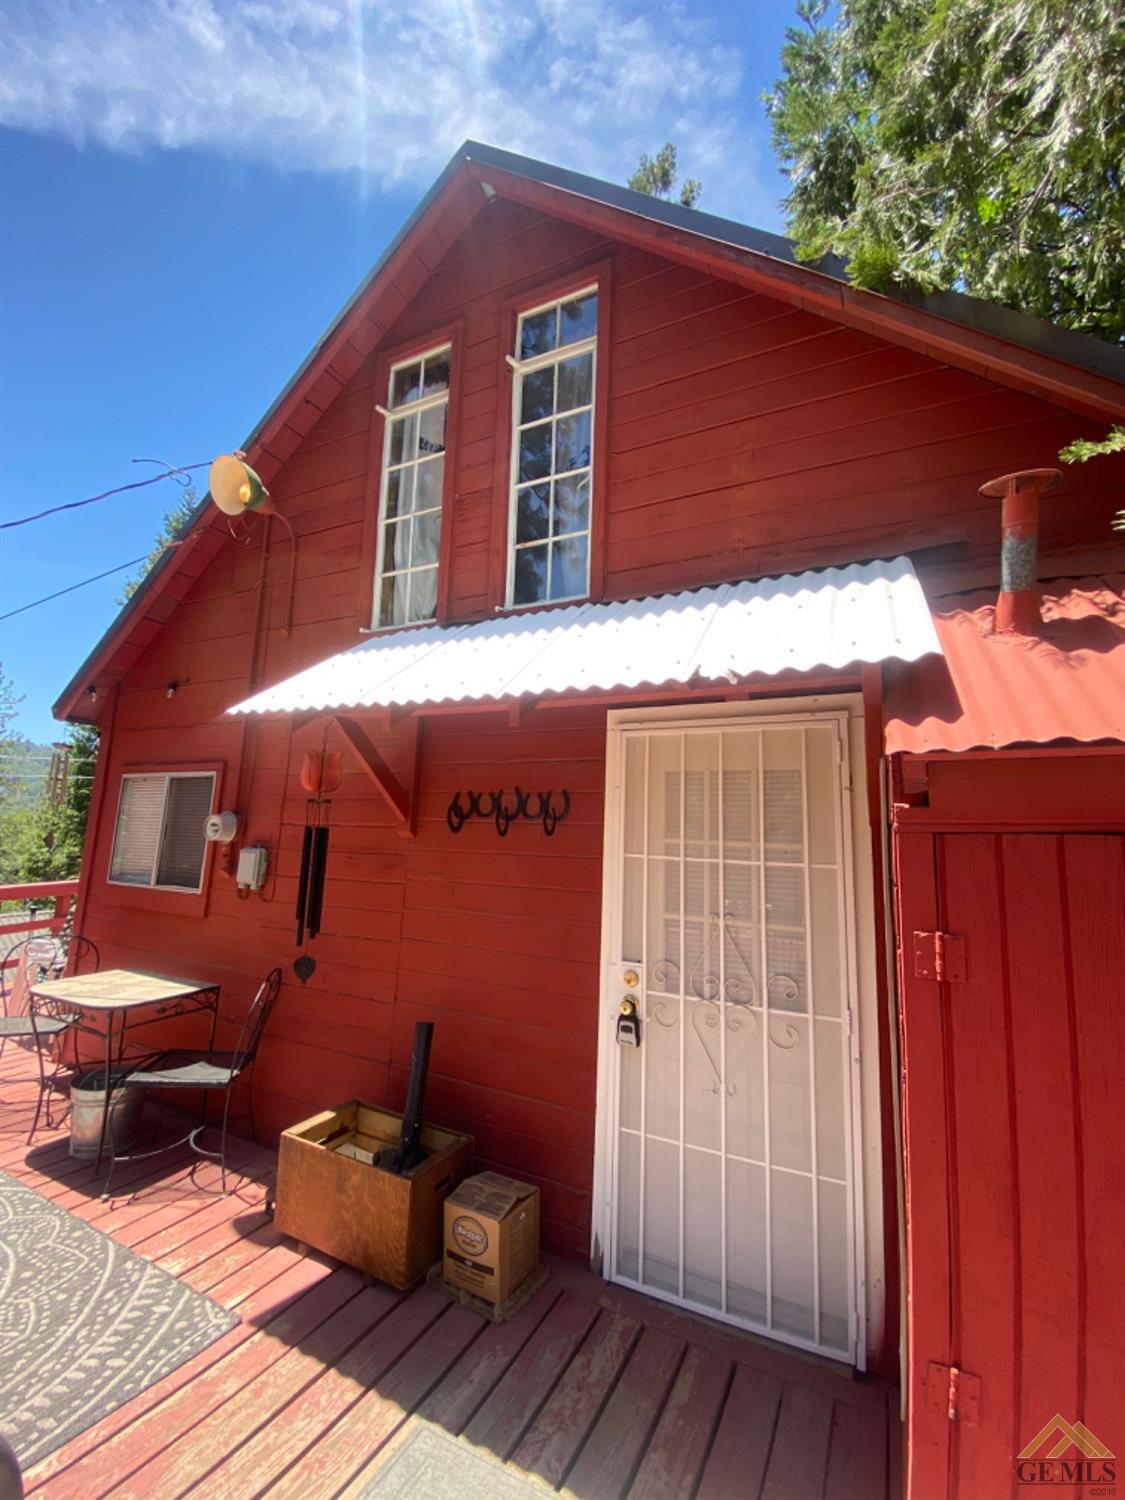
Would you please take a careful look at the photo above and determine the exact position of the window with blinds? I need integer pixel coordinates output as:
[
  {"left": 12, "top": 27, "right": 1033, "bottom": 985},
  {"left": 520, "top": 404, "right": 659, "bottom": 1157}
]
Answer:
[{"left": 108, "top": 772, "right": 215, "bottom": 891}]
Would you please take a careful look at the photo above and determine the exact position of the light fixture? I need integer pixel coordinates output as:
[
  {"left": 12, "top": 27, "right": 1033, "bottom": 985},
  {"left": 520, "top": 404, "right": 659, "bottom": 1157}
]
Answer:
[
  {"left": 209, "top": 453, "right": 274, "bottom": 517},
  {"left": 86, "top": 684, "right": 97, "bottom": 703},
  {"left": 208, "top": 451, "right": 298, "bottom": 636}
]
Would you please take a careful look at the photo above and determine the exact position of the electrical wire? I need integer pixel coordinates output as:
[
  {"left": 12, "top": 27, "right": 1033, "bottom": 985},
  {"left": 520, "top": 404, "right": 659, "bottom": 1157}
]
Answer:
[
  {"left": 1, "top": 460, "right": 208, "bottom": 532},
  {"left": 0, "top": 554, "right": 150, "bottom": 623}
]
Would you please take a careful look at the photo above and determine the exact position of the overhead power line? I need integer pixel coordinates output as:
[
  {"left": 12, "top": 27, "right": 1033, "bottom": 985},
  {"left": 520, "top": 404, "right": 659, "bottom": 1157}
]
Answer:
[
  {"left": 1, "top": 459, "right": 208, "bottom": 533},
  {"left": 0, "top": 554, "right": 149, "bottom": 623}
]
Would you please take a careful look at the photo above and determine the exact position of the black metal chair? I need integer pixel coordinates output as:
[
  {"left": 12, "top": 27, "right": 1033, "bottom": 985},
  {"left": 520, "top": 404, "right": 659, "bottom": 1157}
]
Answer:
[
  {"left": 103, "top": 967, "right": 282, "bottom": 1197},
  {"left": 1, "top": 934, "right": 100, "bottom": 1143}
]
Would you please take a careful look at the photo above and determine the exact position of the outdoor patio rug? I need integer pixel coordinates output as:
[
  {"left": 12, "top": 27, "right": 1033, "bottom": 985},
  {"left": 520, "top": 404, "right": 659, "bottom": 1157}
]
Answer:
[
  {"left": 355, "top": 1424, "right": 547, "bottom": 1499},
  {"left": 0, "top": 1167, "right": 236, "bottom": 1469}
]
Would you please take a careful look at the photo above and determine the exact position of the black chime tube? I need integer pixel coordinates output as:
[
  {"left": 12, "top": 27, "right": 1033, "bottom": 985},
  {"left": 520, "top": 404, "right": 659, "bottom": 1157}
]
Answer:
[
  {"left": 295, "top": 824, "right": 313, "bottom": 946},
  {"left": 306, "top": 824, "right": 329, "bottom": 940}
]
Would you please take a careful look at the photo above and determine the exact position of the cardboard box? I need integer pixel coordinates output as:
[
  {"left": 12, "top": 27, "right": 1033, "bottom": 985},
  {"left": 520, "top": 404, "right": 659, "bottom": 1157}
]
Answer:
[
  {"left": 442, "top": 1171, "right": 540, "bottom": 1304},
  {"left": 275, "top": 1101, "right": 473, "bottom": 1291}
]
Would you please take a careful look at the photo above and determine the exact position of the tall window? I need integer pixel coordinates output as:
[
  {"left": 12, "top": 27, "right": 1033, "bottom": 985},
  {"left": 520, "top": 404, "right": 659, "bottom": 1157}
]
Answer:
[
  {"left": 373, "top": 345, "right": 450, "bottom": 627},
  {"left": 108, "top": 772, "right": 215, "bottom": 892},
  {"left": 507, "top": 287, "right": 597, "bottom": 606}
]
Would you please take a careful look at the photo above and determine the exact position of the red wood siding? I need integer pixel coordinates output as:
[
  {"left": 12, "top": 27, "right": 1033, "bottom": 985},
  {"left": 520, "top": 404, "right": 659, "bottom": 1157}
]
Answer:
[
  {"left": 896, "top": 825, "right": 1125, "bottom": 1498},
  {"left": 380, "top": 201, "right": 1121, "bottom": 611},
  {"left": 80, "top": 699, "right": 608, "bottom": 1258},
  {"left": 74, "top": 195, "right": 1124, "bottom": 1270}
]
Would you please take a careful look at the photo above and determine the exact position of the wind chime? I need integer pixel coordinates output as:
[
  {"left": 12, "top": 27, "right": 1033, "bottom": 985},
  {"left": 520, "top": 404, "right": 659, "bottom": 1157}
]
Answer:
[{"left": 293, "top": 733, "right": 342, "bottom": 984}]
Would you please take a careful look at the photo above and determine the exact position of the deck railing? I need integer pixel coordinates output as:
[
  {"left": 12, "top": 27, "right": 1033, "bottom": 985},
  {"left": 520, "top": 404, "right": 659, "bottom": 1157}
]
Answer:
[{"left": 0, "top": 879, "right": 81, "bottom": 970}]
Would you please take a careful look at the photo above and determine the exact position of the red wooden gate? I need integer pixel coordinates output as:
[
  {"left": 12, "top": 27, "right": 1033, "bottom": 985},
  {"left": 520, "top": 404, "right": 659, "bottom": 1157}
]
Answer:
[{"left": 896, "top": 829, "right": 1124, "bottom": 1499}]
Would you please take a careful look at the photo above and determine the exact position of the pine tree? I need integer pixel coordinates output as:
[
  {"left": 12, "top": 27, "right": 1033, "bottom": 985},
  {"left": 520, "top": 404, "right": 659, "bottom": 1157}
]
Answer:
[
  {"left": 118, "top": 485, "right": 200, "bottom": 603},
  {"left": 629, "top": 144, "right": 702, "bottom": 209},
  {"left": 765, "top": 0, "right": 1125, "bottom": 342}
]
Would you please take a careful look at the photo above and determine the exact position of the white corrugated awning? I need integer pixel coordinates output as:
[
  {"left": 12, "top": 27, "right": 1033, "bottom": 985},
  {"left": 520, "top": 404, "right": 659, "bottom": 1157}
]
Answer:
[{"left": 226, "top": 557, "right": 941, "bottom": 717}]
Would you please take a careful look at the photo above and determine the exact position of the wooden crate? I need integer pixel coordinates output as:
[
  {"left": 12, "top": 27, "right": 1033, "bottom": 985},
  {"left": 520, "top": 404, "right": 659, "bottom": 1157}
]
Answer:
[{"left": 275, "top": 1101, "right": 473, "bottom": 1290}]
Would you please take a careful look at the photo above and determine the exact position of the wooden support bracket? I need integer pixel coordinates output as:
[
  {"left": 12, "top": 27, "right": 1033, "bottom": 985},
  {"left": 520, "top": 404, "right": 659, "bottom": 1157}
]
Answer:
[
  {"left": 331, "top": 713, "right": 421, "bottom": 838},
  {"left": 508, "top": 693, "right": 540, "bottom": 727}
]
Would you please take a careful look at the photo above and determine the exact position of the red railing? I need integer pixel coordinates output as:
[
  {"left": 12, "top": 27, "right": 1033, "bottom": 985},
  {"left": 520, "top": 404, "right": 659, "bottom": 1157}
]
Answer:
[{"left": 0, "top": 879, "right": 81, "bottom": 970}]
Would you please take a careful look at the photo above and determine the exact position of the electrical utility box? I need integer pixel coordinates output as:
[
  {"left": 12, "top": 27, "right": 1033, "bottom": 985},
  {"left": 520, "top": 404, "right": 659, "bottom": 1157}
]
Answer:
[{"left": 236, "top": 845, "right": 269, "bottom": 891}]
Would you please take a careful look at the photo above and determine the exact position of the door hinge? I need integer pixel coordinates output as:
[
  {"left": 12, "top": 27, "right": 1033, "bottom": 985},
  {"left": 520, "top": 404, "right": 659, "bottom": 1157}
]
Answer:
[
  {"left": 925, "top": 1362, "right": 981, "bottom": 1425},
  {"left": 913, "top": 931, "right": 967, "bottom": 983}
]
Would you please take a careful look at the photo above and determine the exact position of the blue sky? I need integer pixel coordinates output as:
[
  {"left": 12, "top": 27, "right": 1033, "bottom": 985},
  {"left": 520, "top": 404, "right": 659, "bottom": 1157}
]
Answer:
[{"left": 0, "top": 0, "right": 796, "bottom": 743}]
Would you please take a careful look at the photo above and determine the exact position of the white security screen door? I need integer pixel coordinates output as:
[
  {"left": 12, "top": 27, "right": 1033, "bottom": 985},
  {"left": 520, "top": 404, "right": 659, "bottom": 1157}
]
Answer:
[{"left": 604, "top": 713, "right": 861, "bottom": 1362}]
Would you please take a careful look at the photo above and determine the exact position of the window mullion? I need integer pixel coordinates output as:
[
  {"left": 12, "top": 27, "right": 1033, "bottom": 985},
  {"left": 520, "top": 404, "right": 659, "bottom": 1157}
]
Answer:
[
  {"left": 150, "top": 775, "right": 171, "bottom": 888},
  {"left": 509, "top": 334, "right": 596, "bottom": 376}
]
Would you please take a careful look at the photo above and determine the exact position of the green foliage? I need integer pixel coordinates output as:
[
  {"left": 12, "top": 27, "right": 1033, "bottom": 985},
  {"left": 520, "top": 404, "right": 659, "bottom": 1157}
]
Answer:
[
  {"left": 628, "top": 143, "right": 702, "bottom": 209},
  {"left": 0, "top": 667, "right": 98, "bottom": 888},
  {"left": 1059, "top": 425, "right": 1125, "bottom": 464},
  {"left": 764, "top": 0, "right": 1125, "bottom": 341},
  {"left": 0, "top": 664, "right": 27, "bottom": 816},
  {"left": 118, "top": 485, "right": 200, "bottom": 603},
  {"left": 1059, "top": 425, "right": 1125, "bottom": 530},
  {"left": 11, "top": 724, "right": 99, "bottom": 883}
]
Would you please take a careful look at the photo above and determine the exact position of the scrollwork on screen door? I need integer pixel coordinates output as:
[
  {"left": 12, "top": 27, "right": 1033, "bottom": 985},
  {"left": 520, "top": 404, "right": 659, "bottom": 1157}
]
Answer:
[{"left": 648, "top": 912, "right": 804, "bottom": 1094}]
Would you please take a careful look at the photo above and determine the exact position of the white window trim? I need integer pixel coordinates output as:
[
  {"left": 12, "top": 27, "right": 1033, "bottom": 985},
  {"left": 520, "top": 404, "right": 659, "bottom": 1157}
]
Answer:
[
  {"left": 370, "top": 344, "right": 452, "bottom": 631},
  {"left": 504, "top": 284, "right": 598, "bottom": 610},
  {"left": 107, "top": 771, "right": 215, "bottom": 894}
]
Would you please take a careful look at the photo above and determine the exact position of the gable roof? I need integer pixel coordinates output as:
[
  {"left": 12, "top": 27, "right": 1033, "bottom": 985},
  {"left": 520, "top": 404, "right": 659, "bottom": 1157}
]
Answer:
[{"left": 55, "top": 140, "right": 1125, "bottom": 724}]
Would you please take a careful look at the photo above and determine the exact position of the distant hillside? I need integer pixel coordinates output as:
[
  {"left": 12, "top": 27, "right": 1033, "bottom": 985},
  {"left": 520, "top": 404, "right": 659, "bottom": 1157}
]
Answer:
[{"left": 0, "top": 740, "right": 56, "bottom": 813}]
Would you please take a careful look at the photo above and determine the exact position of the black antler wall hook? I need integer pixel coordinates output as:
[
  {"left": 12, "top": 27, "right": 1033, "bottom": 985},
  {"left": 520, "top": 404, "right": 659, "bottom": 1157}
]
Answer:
[{"left": 446, "top": 788, "right": 571, "bottom": 837}]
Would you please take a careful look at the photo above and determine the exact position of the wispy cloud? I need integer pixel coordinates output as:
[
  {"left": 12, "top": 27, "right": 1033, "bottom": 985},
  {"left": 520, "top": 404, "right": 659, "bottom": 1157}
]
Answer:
[{"left": 0, "top": 0, "right": 777, "bottom": 219}]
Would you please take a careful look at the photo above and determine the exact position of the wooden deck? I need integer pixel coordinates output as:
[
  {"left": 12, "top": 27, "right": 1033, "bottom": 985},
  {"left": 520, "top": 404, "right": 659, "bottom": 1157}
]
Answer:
[{"left": 0, "top": 1050, "right": 902, "bottom": 1499}]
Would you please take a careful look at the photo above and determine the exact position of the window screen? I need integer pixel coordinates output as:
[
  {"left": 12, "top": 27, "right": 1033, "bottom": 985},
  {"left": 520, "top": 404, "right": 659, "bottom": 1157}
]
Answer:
[{"left": 109, "top": 772, "right": 214, "bottom": 891}]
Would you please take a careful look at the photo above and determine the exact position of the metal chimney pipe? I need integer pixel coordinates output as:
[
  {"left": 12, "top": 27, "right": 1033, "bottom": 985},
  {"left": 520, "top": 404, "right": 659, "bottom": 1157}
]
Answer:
[{"left": 978, "top": 468, "right": 1062, "bottom": 634}]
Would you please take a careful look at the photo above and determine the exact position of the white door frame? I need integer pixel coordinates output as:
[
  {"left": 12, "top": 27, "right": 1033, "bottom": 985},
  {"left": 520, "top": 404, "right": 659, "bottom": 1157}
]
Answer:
[{"left": 592, "top": 695, "right": 870, "bottom": 1368}]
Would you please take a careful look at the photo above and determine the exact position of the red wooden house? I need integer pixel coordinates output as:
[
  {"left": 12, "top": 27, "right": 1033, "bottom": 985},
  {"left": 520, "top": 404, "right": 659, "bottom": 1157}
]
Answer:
[{"left": 53, "top": 143, "right": 1125, "bottom": 1495}]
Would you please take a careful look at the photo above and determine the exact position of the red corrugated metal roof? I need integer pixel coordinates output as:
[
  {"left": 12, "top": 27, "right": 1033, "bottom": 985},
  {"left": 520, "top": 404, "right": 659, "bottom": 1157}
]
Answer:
[{"left": 884, "top": 576, "right": 1125, "bottom": 753}]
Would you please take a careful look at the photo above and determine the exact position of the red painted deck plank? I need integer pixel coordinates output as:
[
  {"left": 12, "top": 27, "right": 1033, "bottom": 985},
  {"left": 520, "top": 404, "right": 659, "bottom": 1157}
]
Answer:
[
  {"left": 824, "top": 1400, "right": 891, "bottom": 1500},
  {"left": 461, "top": 1292, "right": 600, "bottom": 1461},
  {"left": 761, "top": 1384, "right": 834, "bottom": 1500},
  {"left": 272, "top": 1303, "right": 486, "bottom": 1497},
  {"left": 178, "top": 1216, "right": 287, "bottom": 1294},
  {"left": 629, "top": 1343, "right": 734, "bottom": 1499},
  {"left": 695, "top": 1364, "right": 783, "bottom": 1500},
  {"left": 193, "top": 1288, "right": 450, "bottom": 1497},
  {"left": 416, "top": 1288, "right": 563, "bottom": 1435},
  {"left": 149, "top": 1204, "right": 273, "bottom": 1278},
  {"left": 114, "top": 1280, "right": 400, "bottom": 1497},
  {"left": 510, "top": 1308, "right": 641, "bottom": 1489},
  {"left": 564, "top": 1325, "right": 685, "bottom": 1500}
]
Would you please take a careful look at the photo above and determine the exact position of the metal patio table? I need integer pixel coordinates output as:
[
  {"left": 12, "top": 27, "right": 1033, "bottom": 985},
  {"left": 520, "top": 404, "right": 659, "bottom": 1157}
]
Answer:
[{"left": 27, "top": 968, "right": 221, "bottom": 1169}]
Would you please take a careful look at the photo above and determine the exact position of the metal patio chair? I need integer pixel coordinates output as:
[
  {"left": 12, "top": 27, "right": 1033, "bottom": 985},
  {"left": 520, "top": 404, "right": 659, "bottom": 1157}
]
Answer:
[
  {"left": 0, "top": 933, "right": 100, "bottom": 1143},
  {"left": 102, "top": 966, "right": 282, "bottom": 1198}
]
